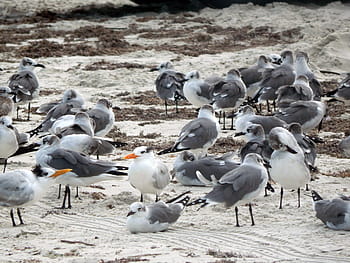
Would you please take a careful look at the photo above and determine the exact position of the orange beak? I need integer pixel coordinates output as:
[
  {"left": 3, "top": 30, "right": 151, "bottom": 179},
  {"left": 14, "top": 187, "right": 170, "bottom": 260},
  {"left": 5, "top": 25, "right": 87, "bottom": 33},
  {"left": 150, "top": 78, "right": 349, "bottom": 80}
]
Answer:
[
  {"left": 123, "top": 153, "right": 139, "bottom": 159},
  {"left": 49, "top": 169, "right": 72, "bottom": 178}
]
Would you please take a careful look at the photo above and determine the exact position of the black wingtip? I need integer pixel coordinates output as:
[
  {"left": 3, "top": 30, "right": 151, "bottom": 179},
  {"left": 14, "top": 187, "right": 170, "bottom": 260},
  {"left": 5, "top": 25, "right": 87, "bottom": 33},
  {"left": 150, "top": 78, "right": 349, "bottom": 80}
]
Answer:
[
  {"left": 311, "top": 190, "right": 323, "bottom": 202},
  {"left": 186, "top": 198, "right": 208, "bottom": 208},
  {"left": 166, "top": 190, "right": 191, "bottom": 204},
  {"left": 266, "top": 182, "right": 275, "bottom": 193},
  {"left": 286, "top": 145, "right": 298, "bottom": 154},
  {"left": 109, "top": 141, "right": 128, "bottom": 148},
  {"left": 115, "top": 166, "right": 128, "bottom": 170},
  {"left": 157, "top": 146, "right": 188, "bottom": 155}
]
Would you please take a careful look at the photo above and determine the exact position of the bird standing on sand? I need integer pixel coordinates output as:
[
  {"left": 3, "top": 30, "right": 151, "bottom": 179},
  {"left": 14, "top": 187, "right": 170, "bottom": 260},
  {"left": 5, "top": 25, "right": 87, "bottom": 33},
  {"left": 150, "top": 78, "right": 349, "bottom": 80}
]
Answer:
[
  {"left": 188, "top": 153, "right": 269, "bottom": 227},
  {"left": 9, "top": 57, "right": 45, "bottom": 120},
  {"left": 0, "top": 116, "right": 19, "bottom": 172},
  {"left": 158, "top": 104, "right": 220, "bottom": 159},
  {"left": 0, "top": 87, "right": 15, "bottom": 117},
  {"left": 124, "top": 146, "right": 170, "bottom": 202},
  {"left": 126, "top": 192, "right": 190, "bottom": 233},
  {"left": 0, "top": 165, "right": 71, "bottom": 226}
]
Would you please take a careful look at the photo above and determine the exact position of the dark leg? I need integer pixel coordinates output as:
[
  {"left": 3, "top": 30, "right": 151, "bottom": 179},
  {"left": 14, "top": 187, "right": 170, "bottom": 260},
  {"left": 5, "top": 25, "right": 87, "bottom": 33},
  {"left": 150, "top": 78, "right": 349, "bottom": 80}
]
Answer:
[
  {"left": 175, "top": 99, "right": 179, "bottom": 113},
  {"left": 223, "top": 112, "right": 226, "bottom": 130},
  {"left": 10, "top": 209, "right": 16, "bottom": 227},
  {"left": 235, "top": 206, "right": 240, "bottom": 227},
  {"left": 305, "top": 184, "right": 309, "bottom": 191},
  {"left": 249, "top": 203, "right": 255, "bottom": 226},
  {"left": 17, "top": 208, "right": 24, "bottom": 225},
  {"left": 230, "top": 115, "right": 234, "bottom": 130},
  {"left": 259, "top": 104, "right": 262, "bottom": 112},
  {"left": 16, "top": 106, "right": 20, "bottom": 120},
  {"left": 279, "top": 187, "right": 283, "bottom": 209},
  {"left": 318, "top": 119, "right": 323, "bottom": 132},
  {"left": 264, "top": 187, "right": 268, "bottom": 197},
  {"left": 96, "top": 154, "right": 100, "bottom": 160},
  {"left": 297, "top": 188, "right": 301, "bottom": 208},
  {"left": 218, "top": 111, "right": 222, "bottom": 124},
  {"left": 155, "top": 194, "right": 159, "bottom": 202},
  {"left": 67, "top": 186, "right": 72, "bottom": 209},
  {"left": 140, "top": 194, "right": 143, "bottom": 202},
  {"left": 61, "top": 185, "right": 71, "bottom": 209},
  {"left": 272, "top": 100, "right": 276, "bottom": 111},
  {"left": 164, "top": 100, "right": 168, "bottom": 116},
  {"left": 3, "top": 158, "right": 7, "bottom": 173},
  {"left": 27, "top": 102, "right": 31, "bottom": 121},
  {"left": 75, "top": 186, "right": 79, "bottom": 198},
  {"left": 267, "top": 100, "right": 270, "bottom": 112},
  {"left": 57, "top": 184, "right": 61, "bottom": 199}
]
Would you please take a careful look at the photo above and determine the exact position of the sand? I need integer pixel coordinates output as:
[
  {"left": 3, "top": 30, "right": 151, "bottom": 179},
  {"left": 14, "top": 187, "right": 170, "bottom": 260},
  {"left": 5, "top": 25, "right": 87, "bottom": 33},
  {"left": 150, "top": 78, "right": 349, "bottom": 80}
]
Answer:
[{"left": 0, "top": 1, "right": 350, "bottom": 262}]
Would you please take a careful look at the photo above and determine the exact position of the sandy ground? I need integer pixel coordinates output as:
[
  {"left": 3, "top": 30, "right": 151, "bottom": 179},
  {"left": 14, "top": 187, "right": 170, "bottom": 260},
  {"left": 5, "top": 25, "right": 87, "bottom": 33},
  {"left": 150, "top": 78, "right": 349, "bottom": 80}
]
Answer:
[{"left": 0, "top": 1, "right": 350, "bottom": 262}]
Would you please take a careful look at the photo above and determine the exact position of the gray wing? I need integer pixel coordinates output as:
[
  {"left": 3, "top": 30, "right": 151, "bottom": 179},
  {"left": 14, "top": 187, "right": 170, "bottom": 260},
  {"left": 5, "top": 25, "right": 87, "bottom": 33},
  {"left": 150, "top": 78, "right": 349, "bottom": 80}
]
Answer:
[
  {"left": 9, "top": 71, "right": 39, "bottom": 101},
  {"left": 275, "top": 101, "right": 318, "bottom": 125},
  {"left": 205, "top": 166, "right": 265, "bottom": 207},
  {"left": 0, "top": 172, "right": 34, "bottom": 206},
  {"left": 47, "top": 148, "right": 115, "bottom": 177},
  {"left": 251, "top": 116, "right": 287, "bottom": 135},
  {"left": 148, "top": 202, "right": 182, "bottom": 224},
  {"left": 175, "top": 118, "right": 218, "bottom": 149},
  {"left": 197, "top": 82, "right": 213, "bottom": 100},
  {"left": 212, "top": 81, "right": 245, "bottom": 108},
  {"left": 240, "top": 65, "right": 261, "bottom": 86},
  {"left": 152, "top": 161, "right": 170, "bottom": 189},
  {"left": 37, "top": 101, "right": 60, "bottom": 113},
  {"left": 315, "top": 199, "right": 350, "bottom": 227},
  {"left": 155, "top": 71, "right": 183, "bottom": 100},
  {"left": 41, "top": 102, "right": 77, "bottom": 131},
  {"left": 88, "top": 109, "right": 110, "bottom": 134}
]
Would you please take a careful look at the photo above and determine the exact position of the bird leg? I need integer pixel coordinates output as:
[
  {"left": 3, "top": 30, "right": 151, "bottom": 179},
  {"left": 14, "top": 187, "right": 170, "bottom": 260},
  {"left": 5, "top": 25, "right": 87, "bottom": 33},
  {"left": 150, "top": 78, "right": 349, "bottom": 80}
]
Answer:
[
  {"left": 61, "top": 185, "right": 72, "bottom": 209},
  {"left": 279, "top": 187, "right": 284, "bottom": 209},
  {"left": 164, "top": 100, "right": 168, "bottom": 116},
  {"left": 230, "top": 115, "right": 234, "bottom": 130},
  {"left": 175, "top": 99, "right": 179, "bottom": 113},
  {"left": 27, "top": 102, "right": 31, "bottom": 121},
  {"left": 305, "top": 184, "right": 309, "bottom": 191},
  {"left": 223, "top": 112, "right": 226, "bottom": 130},
  {"left": 235, "top": 206, "right": 240, "bottom": 227},
  {"left": 16, "top": 106, "right": 20, "bottom": 120},
  {"left": 155, "top": 194, "right": 159, "bottom": 202},
  {"left": 57, "top": 184, "right": 61, "bottom": 199},
  {"left": 10, "top": 209, "right": 16, "bottom": 227},
  {"left": 75, "top": 186, "right": 80, "bottom": 199},
  {"left": 3, "top": 158, "right": 7, "bottom": 173},
  {"left": 17, "top": 208, "right": 24, "bottom": 225},
  {"left": 249, "top": 203, "right": 255, "bottom": 226},
  {"left": 140, "top": 194, "right": 144, "bottom": 202},
  {"left": 267, "top": 100, "right": 270, "bottom": 112},
  {"left": 218, "top": 111, "right": 222, "bottom": 124},
  {"left": 67, "top": 186, "right": 72, "bottom": 209},
  {"left": 297, "top": 188, "right": 301, "bottom": 208}
]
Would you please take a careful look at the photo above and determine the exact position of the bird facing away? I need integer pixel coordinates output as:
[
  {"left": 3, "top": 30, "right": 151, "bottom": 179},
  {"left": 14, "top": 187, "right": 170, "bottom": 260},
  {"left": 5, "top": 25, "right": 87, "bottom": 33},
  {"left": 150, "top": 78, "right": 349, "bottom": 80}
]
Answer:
[
  {"left": 268, "top": 127, "right": 310, "bottom": 209},
  {"left": 124, "top": 146, "right": 170, "bottom": 202},
  {"left": 0, "top": 165, "right": 71, "bottom": 226},
  {"left": 188, "top": 153, "right": 269, "bottom": 227},
  {"left": 0, "top": 86, "right": 15, "bottom": 117},
  {"left": 9, "top": 57, "right": 45, "bottom": 120},
  {"left": 311, "top": 190, "right": 350, "bottom": 230},
  {"left": 126, "top": 191, "right": 190, "bottom": 233},
  {"left": 173, "top": 151, "right": 240, "bottom": 186},
  {"left": 87, "top": 98, "right": 115, "bottom": 137},
  {"left": 183, "top": 70, "right": 213, "bottom": 108},
  {"left": 150, "top": 61, "right": 185, "bottom": 115},
  {"left": 157, "top": 104, "right": 220, "bottom": 159}
]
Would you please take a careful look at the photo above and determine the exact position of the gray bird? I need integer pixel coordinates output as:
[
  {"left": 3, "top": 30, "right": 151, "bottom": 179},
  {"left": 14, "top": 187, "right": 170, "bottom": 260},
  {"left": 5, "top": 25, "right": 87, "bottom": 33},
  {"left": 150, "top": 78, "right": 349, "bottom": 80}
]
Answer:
[
  {"left": 51, "top": 112, "right": 95, "bottom": 137},
  {"left": 339, "top": 132, "right": 350, "bottom": 157},
  {"left": 0, "top": 116, "right": 19, "bottom": 172},
  {"left": 126, "top": 192, "right": 190, "bottom": 233},
  {"left": 150, "top": 61, "right": 185, "bottom": 115},
  {"left": 0, "top": 87, "right": 15, "bottom": 117},
  {"left": 274, "top": 100, "right": 326, "bottom": 132},
  {"left": 9, "top": 57, "right": 45, "bottom": 120},
  {"left": 188, "top": 153, "right": 269, "bottom": 227},
  {"left": 212, "top": 69, "right": 247, "bottom": 130},
  {"left": 158, "top": 105, "right": 220, "bottom": 158},
  {"left": 253, "top": 50, "right": 296, "bottom": 111},
  {"left": 311, "top": 190, "right": 350, "bottom": 230},
  {"left": 295, "top": 51, "right": 322, "bottom": 101},
  {"left": 87, "top": 98, "right": 115, "bottom": 137},
  {"left": 327, "top": 73, "right": 350, "bottom": 105},
  {"left": 276, "top": 75, "right": 314, "bottom": 111},
  {"left": 173, "top": 151, "right": 240, "bottom": 186}
]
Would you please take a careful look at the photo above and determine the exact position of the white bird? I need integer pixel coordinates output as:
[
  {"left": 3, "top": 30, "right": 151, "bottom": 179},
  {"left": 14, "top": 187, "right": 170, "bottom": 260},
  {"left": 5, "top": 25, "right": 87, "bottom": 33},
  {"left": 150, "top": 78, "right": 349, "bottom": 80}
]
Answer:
[
  {"left": 0, "top": 86, "right": 15, "bottom": 117},
  {"left": 126, "top": 192, "right": 190, "bottom": 234},
  {"left": 0, "top": 116, "right": 19, "bottom": 172},
  {"left": 87, "top": 98, "right": 115, "bottom": 137},
  {"left": 268, "top": 127, "right": 310, "bottom": 209},
  {"left": 0, "top": 165, "right": 71, "bottom": 226},
  {"left": 158, "top": 104, "right": 220, "bottom": 159},
  {"left": 188, "top": 153, "right": 269, "bottom": 227},
  {"left": 311, "top": 190, "right": 350, "bottom": 230},
  {"left": 183, "top": 70, "right": 213, "bottom": 108},
  {"left": 123, "top": 146, "right": 170, "bottom": 202}
]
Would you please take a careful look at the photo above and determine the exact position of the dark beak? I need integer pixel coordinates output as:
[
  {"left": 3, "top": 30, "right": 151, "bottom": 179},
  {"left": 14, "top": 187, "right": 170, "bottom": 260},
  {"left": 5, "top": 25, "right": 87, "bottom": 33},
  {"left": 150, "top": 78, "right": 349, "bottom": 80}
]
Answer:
[
  {"left": 34, "top": 63, "right": 45, "bottom": 68},
  {"left": 179, "top": 79, "right": 188, "bottom": 83},
  {"left": 150, "top": 67, "right": 158, "bottom": 72},
  {"left": 234, "top": 132, "right": 246, "bottom": 137},
  {"left": 286, "top": 146, "right": 298, "bottom": 154},
  {"left": 112, "top": 106, "right": 121, "bottom": 110},
  {"left": 127, "top": 211, "right": 135, "bottom": 217}
]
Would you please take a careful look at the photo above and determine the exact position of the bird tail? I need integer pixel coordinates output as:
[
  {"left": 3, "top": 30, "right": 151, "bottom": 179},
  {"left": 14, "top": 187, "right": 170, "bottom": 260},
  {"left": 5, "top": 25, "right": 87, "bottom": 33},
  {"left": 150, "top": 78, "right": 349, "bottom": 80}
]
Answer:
[
  {"left": 166, "top": 191, "right": 191, "bottom": 204},
  {"left": 186, "top": 198, "right": 209, "bottom": 209},
  {"left": 107, "top": 165, "right": 128, "bottom": 176},
  {"left": 26, "top": 124, "right": 43, "bottom": 138},
  {"left": 325, "top": 89, "right": 338, "bottom": 97},
  {"left": 107, "top": 141, "right": 128, "bottom": 148},
  {"left": 311, "top": 190, "right": 323, "bottom": 202},
  {"left": 10, "top": 142, "right": 41, "bottom": 157},
  {"left": 107, "top": 170, "right": 128, "bottom": 176},
  {"left": 157, "top": 146, "right": 189, "bottom": 155}
]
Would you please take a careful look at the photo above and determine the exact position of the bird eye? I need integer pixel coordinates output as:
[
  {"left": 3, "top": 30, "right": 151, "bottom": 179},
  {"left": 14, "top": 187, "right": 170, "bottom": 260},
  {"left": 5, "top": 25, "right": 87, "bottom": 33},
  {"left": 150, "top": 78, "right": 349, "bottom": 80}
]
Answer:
[
  {"left": 140, "top": 151, "right": 145, "bottom": 154},
  {"left": 138, "top": 207, "right": 142, "bottom": 211}
]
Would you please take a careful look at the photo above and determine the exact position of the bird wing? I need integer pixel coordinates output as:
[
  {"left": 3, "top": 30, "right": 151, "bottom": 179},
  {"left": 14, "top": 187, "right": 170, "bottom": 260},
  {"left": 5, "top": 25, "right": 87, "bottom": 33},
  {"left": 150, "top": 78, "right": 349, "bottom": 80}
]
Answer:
[
  {"left": 152, "top": 161, "right": 170, "bottom": 190},
  {"left": 148, "top": 202, "right": 182, "bottom": 224}
]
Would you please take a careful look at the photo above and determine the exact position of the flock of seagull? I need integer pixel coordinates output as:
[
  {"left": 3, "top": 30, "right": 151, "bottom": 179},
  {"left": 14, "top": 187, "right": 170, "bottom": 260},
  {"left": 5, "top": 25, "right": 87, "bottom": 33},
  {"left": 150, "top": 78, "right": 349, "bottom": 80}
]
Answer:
[{"left": 0, "top": 50, "right": 349, "bottom": 234}]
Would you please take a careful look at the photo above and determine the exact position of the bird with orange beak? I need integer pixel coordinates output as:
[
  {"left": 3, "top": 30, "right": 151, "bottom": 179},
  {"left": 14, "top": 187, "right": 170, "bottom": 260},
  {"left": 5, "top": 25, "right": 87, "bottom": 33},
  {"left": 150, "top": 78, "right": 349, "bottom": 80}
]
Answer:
[
  {"left": 0, "top": 165, "right": 71, "bottom": 226},
  {"left": 123, "top": 146, "right": 170, "bottom": 202}
]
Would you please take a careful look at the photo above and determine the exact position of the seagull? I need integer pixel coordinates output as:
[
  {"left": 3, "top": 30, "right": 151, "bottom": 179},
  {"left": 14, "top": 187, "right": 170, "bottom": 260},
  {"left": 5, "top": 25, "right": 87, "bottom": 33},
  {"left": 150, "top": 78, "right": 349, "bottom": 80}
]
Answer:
[
  {"left": 9, "top": 57, "right": 45, "bottom": 120},
  {"left": 339, "top": 132, "right": 350, "bottom": 157},
  {"left": 239, "top": 55, "right": 273, "bottom": 98},
  {"left": 36, "top": 135, "right": 128, "bottom": 208},
  {"left": 211, "top": 69, "right": 246, "bottom": 130},
  {"left": 253, "top": 50, "right": 296, "bottom": 111},
  {"left": 268, "top": 127, "right": 310, "bottom": 209},
  {"left": 0, "top": 87, "right": 15, "bottom": 117},
  {"left": 0, "top": 165, "right": 71, "bottom": 226},
  {"left": 0, "top": 116, "right": 19, "bottom": 172},
  {"left": 183, "top": 70, "right": 213, "bottom": 108},
  {"left": 87, "top": 98, "right": 115, "bottom": 137},
  {"left": 50, "top": 112, "right": 95, "bottom": 137},
  {"left": 158, "top": 104, "right": 220, "bottom": 158},
  {"left": 276, "top": 75, "right": 314, "bottom": 111},
  {"left": 268, "top": 54, "right": 282, "bottom": 65},
  {"left": 188, "top": 153, "right": 269, "bottom": 227},
  {"left": 274, "top": 100, "right": 326, "bottom": 132},
  {"left": 238, "top": 124, "right": 273, "bottom": 163},
  {"left": 295, "top": 51, "right": 322, "bottom": 101},
  {"left": 150, "top": 61, "right": 185, "bottom": 115},
  {"left": 326, "top": 73, "right": 350, "bottom": 105},
  {"left": 126, "top": 191, "right": 190, "bottom": 233},
  {"left": 234, "top": 105, "right": 287, "bottom": 136},
  {"left": 123, "top": 146, "right": 170, "bottom": 202},
  {"left": 173, "top": 151, "right": 240, "bottom": 186},
  {"left": 310, "top": 190, "right": 350, "bottom": 230}
]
